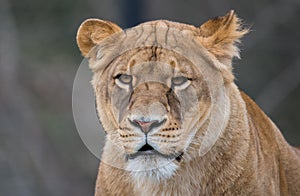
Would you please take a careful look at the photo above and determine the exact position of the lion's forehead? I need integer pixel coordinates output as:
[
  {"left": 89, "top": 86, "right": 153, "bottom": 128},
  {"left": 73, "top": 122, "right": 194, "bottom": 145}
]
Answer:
[{"left": 111, "top": 47, "right": 196, "bottom": 77}]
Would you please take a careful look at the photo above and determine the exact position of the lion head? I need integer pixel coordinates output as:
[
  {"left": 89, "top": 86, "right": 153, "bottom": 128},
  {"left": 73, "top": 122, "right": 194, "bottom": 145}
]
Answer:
[{"left": 76, "top": 10, "right": 248, "bottom": 182}]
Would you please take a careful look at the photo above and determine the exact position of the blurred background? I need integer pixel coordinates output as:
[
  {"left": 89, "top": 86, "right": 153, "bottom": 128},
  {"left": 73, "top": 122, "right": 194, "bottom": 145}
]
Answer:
[{"left": 1, "top": 0, "right": 299, "bottom": 195}]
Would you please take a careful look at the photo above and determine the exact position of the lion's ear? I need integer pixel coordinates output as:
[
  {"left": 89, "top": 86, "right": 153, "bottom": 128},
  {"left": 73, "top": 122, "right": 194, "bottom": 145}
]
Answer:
[
  {"left": 76, "top": 19, "right": 122, "bottom": 57},
  {"left": 197, "top": 10, "right": 249, "bottom": 66}
]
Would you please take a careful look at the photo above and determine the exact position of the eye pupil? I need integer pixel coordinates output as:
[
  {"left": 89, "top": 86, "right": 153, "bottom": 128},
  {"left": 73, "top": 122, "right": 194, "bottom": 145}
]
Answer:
[{"left": 172, "top": 76, "right": 188, "bottom": 86}]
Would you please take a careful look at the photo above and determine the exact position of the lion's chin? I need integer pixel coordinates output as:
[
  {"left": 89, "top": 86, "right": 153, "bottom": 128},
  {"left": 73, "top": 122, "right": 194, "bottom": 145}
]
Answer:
[{"left": 126, "top": 154, "right": 178, "bottom": 184}]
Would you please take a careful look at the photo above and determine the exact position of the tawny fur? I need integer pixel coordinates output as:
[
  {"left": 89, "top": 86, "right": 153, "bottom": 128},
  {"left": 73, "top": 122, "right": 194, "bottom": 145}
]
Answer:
[
  {"left": 95, "top": 89, "right": 300, "bottom": 196},
  {"left": 76, "top": 11, "right": 300, "bottom": 196}
]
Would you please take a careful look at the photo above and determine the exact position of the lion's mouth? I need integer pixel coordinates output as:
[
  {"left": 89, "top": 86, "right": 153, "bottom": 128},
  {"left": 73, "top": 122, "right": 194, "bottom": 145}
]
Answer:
[
  {"left": 127, "top": 143, "right": 158, "bottom": 159},
  {"left": 127, "top": 143, "right": 184, "bottom": 162},
  {"left": 139, "top": 143, "right": 155, "bottom": 152}
]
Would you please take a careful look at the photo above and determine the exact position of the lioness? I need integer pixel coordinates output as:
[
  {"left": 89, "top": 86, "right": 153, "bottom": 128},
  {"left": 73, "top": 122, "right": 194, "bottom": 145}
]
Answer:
[{"left": 76, "top": 11, "right": 300, "bottom": 195}]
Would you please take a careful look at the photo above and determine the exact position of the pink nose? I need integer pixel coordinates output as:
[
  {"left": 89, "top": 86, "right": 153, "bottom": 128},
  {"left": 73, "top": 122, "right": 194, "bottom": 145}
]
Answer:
[{"left": 132, "top": 120, "right": 161, "bottom": 134}]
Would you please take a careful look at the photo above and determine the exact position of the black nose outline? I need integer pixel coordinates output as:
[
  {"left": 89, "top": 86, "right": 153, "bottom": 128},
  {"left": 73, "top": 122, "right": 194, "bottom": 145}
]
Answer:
[{"left": 129, "top": 118, "right": 166, "bottom": 134}]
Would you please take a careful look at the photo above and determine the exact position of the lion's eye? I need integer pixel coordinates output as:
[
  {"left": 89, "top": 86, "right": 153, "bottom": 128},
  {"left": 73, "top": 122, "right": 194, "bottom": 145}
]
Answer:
[
  {"left": 115, "top": 74, "right": 132, "bottom": 85},
  {"left": 171, "top": 76, "right": 189, "bottom": 86}
]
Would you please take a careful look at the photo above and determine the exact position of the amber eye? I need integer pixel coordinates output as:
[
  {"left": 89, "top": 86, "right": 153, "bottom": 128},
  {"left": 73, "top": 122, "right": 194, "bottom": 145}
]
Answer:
[
  {"left": 115, "top": 74, "right": 132, "bottom": 85},
  {"left": 171, "top": 76, "right": 189, "bottom": 86}
]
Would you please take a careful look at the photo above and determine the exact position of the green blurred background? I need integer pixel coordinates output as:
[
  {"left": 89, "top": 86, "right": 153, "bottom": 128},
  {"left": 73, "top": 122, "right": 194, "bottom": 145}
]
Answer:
[{"left": 1, "top": 0, "right": 299, "bottom": 195}]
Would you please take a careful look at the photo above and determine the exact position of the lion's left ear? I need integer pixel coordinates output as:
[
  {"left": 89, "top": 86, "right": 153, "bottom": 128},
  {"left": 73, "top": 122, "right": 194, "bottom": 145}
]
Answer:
[
  {"left": 197, "top": 10, "right": 249, "bottom": 67},
  {"left": 76, "top": 19, "right": 122, "bottom": 57}
]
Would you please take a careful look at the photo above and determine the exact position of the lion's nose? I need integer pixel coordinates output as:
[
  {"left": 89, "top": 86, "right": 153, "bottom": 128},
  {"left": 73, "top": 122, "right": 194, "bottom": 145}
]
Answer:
[{"left": 130, "top": 119, "right": 166, "bottom": 134}]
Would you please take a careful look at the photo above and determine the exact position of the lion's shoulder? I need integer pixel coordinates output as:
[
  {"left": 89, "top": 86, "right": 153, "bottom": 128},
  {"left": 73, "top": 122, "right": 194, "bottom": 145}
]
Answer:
[
  {"left": 240, "top": 90, "right": 279, "bottom": 147},
  {"left": 240, "top": 90, "right": 300, "bottom": 193}
]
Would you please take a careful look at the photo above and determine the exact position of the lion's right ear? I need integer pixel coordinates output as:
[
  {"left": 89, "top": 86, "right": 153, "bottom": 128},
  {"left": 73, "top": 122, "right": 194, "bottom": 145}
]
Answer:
[
  {"left": 197, "top": 10, "right": 248, "bottom": 67},
  {"left": 76, "top": 19, "right": 122, "bottom": 57}
]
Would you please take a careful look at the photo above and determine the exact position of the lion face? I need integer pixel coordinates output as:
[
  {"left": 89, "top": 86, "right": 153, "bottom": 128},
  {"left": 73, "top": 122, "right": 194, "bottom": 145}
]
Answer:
[{"left": 92, "top": 47, "right": 211, "bottom": 179}]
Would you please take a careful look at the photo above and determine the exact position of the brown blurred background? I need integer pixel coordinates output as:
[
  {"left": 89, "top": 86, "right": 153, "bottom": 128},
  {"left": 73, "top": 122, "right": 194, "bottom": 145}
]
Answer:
[{"left": 0, "top": 0, "right": 299, "bottom": 195}]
